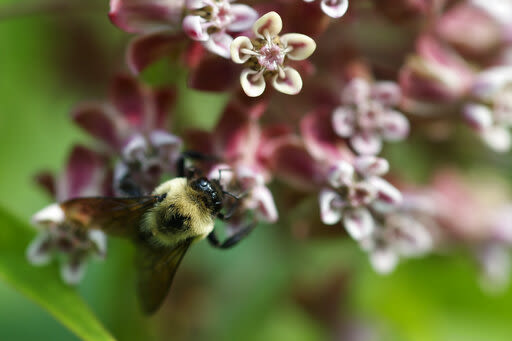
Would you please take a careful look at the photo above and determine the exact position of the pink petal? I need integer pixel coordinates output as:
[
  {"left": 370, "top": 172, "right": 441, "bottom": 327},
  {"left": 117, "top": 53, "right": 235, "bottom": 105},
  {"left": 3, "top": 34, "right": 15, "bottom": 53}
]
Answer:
[
  {"left": 247, "top": 185, "right": 279, "bottom": 223},
  {"left": 371, "top": 81, "right": 402, "bottom": 107},
  {"left": 71, "top": 102, "right": 120, "bottom": 149},
  {"left": 268, "top": 137, "right": 324, "bottom": 191},
  {"left": 320, "top": 0, "right": 349, "bottom": 18},
  {"left": 471, "top": 66, "right": 512, "bottom": 100},
  {"left": 182, "top": 15, "right": 209, "bottom": 42},
  {"left": 342, "top": 78, "right": 370, "bottom": 105},
  {"left": 379, "top": 110, "right": 410, "bottom": 141},
  {"left": 240, "top": 69, "right": 266, "bottom": 97},
  {"left": 153, "top": 86, "right": 177, "bottom": 129},
  {"left": 463, "top": 103, "right": 493, "bottom": 132},
  {"left": 188, "top": 56, "right": 238, "bottom": 92},
  {"left": 229, "top": 4, "right": 259, "bottom": 32},
  {"left": 319, "top": 189, "right": 343, "bottom": 225},
  {"left": 368, "top": 177, "right": 402, "bottom": 212},
  {"left": 271, "top": 67, "right": 303, "bottom": 95},
  {"left": 350, "top": 132, "right": 383, "bottom": 155},
  {"left": 230, "top": 36, "right": 254, "bottom": 64},
  {"left": 300, "top": 109, "right": 354, "bottom": 162},
  {"left": 253, "top": 11, "right": 282, "bottom": 39},
  {"left": 109, "top": 0, "right": 184, "bottom": 34},
  {"left": 126, "top": 32, "right": 187, "bottom": 75},
  {"left": 280, "top": 33, "right": 316, "bottom": 61},
  {"left": 343, "top": 207, "right": 374, "bottom": 240},
  {"left": 203, "top": 32, "right": 232, "bottom": 59},
  {"left": 110, "top": 74, "right": 146, "bottom": 129},
  {"left": 332, "top": 106, "right": 356, "bottom": 138},
  {"left": 354, "top": 156, "right": 389, "bottom": 177},
  {"left": 481, "top": 126, "right": 512, "bottom": 152},
  {"left": 61, "top": 145, "right": 107, "bottom": 200}
]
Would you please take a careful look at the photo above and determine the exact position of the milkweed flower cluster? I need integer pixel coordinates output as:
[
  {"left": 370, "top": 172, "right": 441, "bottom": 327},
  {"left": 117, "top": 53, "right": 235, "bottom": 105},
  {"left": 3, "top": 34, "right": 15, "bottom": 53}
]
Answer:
[{"left": 25, "top": 0, "right": 512, "bottom": 295}]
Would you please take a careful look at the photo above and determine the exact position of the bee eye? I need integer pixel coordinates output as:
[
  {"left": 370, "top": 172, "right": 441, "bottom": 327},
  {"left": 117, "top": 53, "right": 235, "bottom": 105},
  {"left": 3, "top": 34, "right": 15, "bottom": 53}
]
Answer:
[{"left": 199, "top": 179, "right": 209, "bottom": 189}]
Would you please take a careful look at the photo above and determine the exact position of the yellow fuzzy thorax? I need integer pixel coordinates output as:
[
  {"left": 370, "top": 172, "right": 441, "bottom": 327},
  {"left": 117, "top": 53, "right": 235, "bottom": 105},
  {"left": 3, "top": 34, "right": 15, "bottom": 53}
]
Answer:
[{"left": 141, "top": 178, "right": 215, "bottom": 247}]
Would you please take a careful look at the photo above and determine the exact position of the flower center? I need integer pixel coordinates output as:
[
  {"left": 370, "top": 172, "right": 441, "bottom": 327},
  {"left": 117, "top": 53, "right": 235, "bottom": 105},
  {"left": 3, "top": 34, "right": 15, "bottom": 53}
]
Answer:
[
  {"left": 210, "top": 0, "right": 233, "bottom": 29},
  {"left": 257, "top": 43, "right": 285, "bottom": 71}
]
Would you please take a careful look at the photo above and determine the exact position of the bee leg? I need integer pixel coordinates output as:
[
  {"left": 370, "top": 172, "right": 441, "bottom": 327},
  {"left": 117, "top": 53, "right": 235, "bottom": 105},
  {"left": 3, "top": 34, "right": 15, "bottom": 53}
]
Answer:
[{"left": 207, "top": 222, "right": 257, "bottom": 249}]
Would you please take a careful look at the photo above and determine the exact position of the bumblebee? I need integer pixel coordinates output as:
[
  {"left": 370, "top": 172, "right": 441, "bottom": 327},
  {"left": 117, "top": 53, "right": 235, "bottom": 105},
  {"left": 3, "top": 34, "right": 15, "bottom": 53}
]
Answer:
[{"left": 59, "top": 153, "right": 255, "bottom": 314}]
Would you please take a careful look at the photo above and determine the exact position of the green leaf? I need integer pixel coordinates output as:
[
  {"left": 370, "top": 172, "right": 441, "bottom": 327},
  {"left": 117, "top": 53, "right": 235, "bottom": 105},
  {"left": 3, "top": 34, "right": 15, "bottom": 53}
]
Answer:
[{"left": 0, "top": 206, "right": 115, "bottom": 341}]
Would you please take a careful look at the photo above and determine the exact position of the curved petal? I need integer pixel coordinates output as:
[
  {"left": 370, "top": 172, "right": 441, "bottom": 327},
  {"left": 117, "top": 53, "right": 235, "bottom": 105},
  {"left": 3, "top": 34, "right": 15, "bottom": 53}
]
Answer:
[
  {"left": 327, "top": 160, "right": 354, "bottom": 188},
  {"left": 247, "top": 185, "right": 279, "bottom": 223},
  {"left": 280, "top": 33, "right": 316, "bottom": 61},
  {"left": 109, "top": 0, "right": 184, "bottom": 34},
  {"left": 342, "top": 77, "right": 371, "bottom": 105},
  {"left": 26, "top": 233, "right": 53, "bottom": 266},
  {"left": 354, "top": 156, "right": 389, "bottom": 177},
  {"left": 332, "top": 106, "right": 355, "bottom": 137},
  {"left": 240, "top": 69, "right": 266, "bottom": 97},
  {"left": 320, "top": 0, "right": 349, "bottom": 18},
  {"left": 31, "top": 203, "right": 65, "bottom": 227},
  {"left": 368, "top": 177, "right": 402, "bottom": 212},
  {"left": 319, "top": 189, "right": 343, "bottom": 225},
  {"left": 463, "top": 103, "right": 494, "bottom": 132},
  {"left": 89, "top": 230, "right": 108, "bottom": 259},
  {"left": 110, "top": 74, "right": 146, "bottom": 129},
  {"left": 230, "top": 36, "right": 254, "bottom": 64},
  {"left": 253, "top": 11, "right": 282, "bottom": 39},
  {"left": 182, "top": 15, "right": 209, "bottom": 41},
  {"left": 371, "top": 81, "right": 402, "bottom": 107},
  {"left": 343, "top": 207, "right": 374, "bottom": 240},
  {"left": 60, "top": 257, "right": 87, "bottom": 285},
  {"left": 228, "top": 4, "right": 259, "bottom": 32},
  {"left": 126, "top": 32, "right": 187, "bottom": 75},
  {"left": 379, "top": 110, "right": 410, "bottom": 141},
  {"left": 271, "top": 67, "right": 303, "bottom": 95},
  {"left": 203, "top": 32, "right": 232, "bottom": 59},
  {"left": 472, "top": 66, "right": 512, "bottom": 100},
  {"left": 61, "top": 146, "right": 107, "bottom": 200},
  {"left": 71, "top": 102, "right": 120, "bottom": 148},
  {"left": 481, "top": 126, "right": 512, "bottom": 152},
  {"left": 350, "top": 132, "right": 383, "bottom": 155}
]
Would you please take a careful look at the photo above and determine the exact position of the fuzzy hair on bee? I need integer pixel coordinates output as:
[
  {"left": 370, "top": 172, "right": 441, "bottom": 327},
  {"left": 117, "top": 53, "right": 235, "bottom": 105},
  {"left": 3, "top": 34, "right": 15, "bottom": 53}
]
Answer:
[{"left": 55, "top": 153, "right": 256, "bottom": 314}]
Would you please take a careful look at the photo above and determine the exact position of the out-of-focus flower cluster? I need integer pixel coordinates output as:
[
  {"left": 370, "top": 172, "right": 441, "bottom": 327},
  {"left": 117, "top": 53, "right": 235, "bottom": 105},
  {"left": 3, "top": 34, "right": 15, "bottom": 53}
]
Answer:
[{"left": 28, "top": 0, "right": 512, "bottom": 293}]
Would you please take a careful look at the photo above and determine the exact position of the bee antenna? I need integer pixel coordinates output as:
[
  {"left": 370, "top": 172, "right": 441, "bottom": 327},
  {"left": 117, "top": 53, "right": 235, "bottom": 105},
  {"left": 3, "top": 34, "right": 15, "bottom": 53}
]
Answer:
[{"left": 217, "top": 168, "right": 233, "bottom": 183}]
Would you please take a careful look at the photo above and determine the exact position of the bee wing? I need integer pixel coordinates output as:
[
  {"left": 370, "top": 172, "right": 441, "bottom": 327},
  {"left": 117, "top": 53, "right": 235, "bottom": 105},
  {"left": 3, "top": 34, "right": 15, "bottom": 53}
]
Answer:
[
  {"left": 60, "top": 196, "right": 159, "bottom": 238},
  {"left": 136, "top": 239, "right": 192, "bottom": 314}
]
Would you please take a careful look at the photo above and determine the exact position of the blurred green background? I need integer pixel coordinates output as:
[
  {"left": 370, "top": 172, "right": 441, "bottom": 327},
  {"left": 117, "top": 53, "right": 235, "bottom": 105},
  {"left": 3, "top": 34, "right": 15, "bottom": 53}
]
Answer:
[{"left": 1, "top": 1, "right": 512, "bottom": 340}]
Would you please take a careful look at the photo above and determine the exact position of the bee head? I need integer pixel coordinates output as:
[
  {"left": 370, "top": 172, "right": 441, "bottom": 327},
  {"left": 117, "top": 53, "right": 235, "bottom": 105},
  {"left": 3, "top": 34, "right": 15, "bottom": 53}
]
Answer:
[{"left": 189, "top": 177, "right": 224, "bottom": 216}]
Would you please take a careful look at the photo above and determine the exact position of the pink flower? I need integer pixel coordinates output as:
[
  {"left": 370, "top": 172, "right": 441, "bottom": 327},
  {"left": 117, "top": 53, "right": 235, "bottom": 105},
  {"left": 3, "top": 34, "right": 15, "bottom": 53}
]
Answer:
[
  {"left": 72, "top": 75, "right": 182, "bottom": 195},
  {"left": 319, "top": 156, "right": 402, "bottom": 240},
  {"left": 302, "top": 0, "right": 349, "bottom": 19},
  {"left": 332, "top": 78, "right": 409, "bottom": 155},
  {"left": 463, "top": 66, "right": 512, "bottom": 152},
  {"left": 230, "top": 12, "right": 316, "bottom": 97},
  {"left": 27, "top": 146, "right": 110, "bottom": 284},
  {"left": 182, "top": 0, "right": 258, "bottom": 58}
]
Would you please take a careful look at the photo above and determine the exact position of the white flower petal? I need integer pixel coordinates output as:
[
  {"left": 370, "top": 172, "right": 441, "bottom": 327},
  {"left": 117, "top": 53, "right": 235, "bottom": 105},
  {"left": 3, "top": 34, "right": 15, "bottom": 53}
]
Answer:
[
  {"left": 253, "top": 11, "right": 282, "bottom": 39},
  {"left": 370, "top": 247, "right": 399, "bottom": 274},
  {"left": 280, "top": 33, "right": 316, "bottom": 61},
  {"left": 327, "top": 160, "right": 354, "bottom": 188},
  {"left": 379, "top": 110, "right": 410, "bottom": 141},
  {"left": 26, "top": 233, "right": 52, "bottom": 265},
  {"left": 204, "top": 32, "right": 233, "bottom": 59},
  {"left": 343, "top": 207, "right": 374, "bottom": 240},
  {"left": 240, "top": 69, "right": 266, "bottom": 97},
  {"left": 319, "top": 189, "right": 343, "bottom": 225},
  {"left": 32, "top": 203, "right": 65, "bottom": 227},
  {"left": 354, "top": 156, "right": 389, "bottom": 177},
  {"left": 88, "top": 230, "right": 108, "bottom": 259},
  {"left": 271, "top": 67, "right": 303, "bottom": 95},
  {"left": 320, "top": 0, "right": 349, "bottom": 18},
  {"left": 230, "top": 36, "right": 254, "bottom": 64},
  {"left": 368, "top": 177, "right": 402, "bottom": 212},
  {"left": 481, "top": 125, "right": 512, "bottom": 152},
  {"left": 463, "top": 103, "right": 494, "bottom": 132},
  {"left": 332, "top": 107, "right": 355, "bottom": 137},
  {"left": 182, "top": 15, "right": 209, "bottom": 41},
  {"left": 229, "top": 4, "right": 259, "bottom": 32},
  {"left": 471, "top": 66, "right": 512, "bottom": 100},
  {"left": 350, "top": 132, "right": 382, "bottom": 155},
  {"left": 60, "top": 259, "right": 87, "bottom": 285}
]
